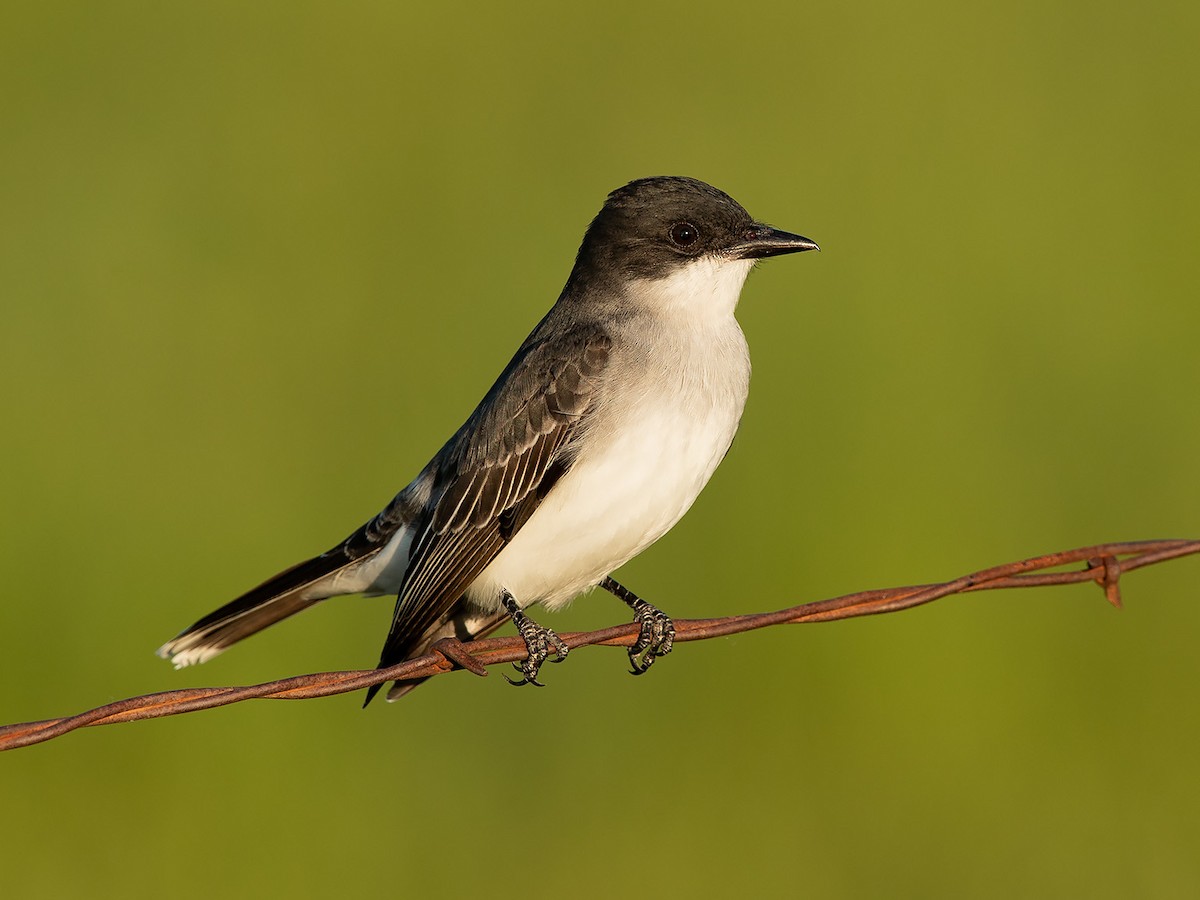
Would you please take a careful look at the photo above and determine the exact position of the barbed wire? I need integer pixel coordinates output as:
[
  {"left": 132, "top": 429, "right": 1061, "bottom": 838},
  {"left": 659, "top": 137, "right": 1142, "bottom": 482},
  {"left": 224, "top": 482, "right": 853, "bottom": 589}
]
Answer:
[{"left": 1, "top": 539, "right": 1196, "bottom": 752}]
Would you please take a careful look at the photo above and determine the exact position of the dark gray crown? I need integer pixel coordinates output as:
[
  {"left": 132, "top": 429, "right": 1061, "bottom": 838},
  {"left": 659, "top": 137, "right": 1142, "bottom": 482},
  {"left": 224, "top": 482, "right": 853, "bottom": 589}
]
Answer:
[{"left": 570, "top": 176, "right": 757, "bottom": 283}]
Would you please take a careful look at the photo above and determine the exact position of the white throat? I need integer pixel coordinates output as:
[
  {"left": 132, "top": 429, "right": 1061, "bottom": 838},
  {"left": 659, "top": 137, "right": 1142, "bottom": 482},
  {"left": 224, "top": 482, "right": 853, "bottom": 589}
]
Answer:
[{"left": 634, "top": 255, "right": 755, "bottom": 320}]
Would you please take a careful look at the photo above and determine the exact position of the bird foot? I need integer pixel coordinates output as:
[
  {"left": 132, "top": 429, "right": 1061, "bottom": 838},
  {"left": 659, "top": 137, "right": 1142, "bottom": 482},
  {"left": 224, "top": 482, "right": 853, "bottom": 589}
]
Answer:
[
  {"left": 627, "top": 597, "right": 675, "bottom": 675},
  {"left": 600, "top": 577, "right": 675, "bottom": 675},
  {"left": 502, "top": 594, "right": 568, "bottom": 687}
]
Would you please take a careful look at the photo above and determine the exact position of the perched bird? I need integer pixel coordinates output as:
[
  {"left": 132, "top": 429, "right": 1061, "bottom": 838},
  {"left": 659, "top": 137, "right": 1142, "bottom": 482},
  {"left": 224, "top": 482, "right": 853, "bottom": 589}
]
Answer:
[{"left": 157, "top": 176, "right": 818, "bottom": 703}]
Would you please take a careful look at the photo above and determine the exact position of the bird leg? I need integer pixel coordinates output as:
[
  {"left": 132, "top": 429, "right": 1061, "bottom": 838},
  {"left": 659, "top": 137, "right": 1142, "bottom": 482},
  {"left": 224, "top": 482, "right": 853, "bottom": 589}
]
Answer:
[
  {"left": 601, "top": 577, "right": 675, "bottom": 675},
  {"left": 501, "top": 592, "right": 568, "bottom": 687}
]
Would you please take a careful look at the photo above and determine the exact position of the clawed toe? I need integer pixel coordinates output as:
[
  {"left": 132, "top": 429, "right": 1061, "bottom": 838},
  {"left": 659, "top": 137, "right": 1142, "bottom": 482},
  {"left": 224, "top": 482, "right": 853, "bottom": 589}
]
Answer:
[
  {"left": 600, "top": 577, "right": 676, "bottom": 677},
  {"left": 503, "top": 662, "right": 546, "bottom": 688},
  {"left": 502, "top": 593, "right": 568, "bottom": 687},
  {"left": 628, "top": 602, "right": 675, "bottom": 675}
]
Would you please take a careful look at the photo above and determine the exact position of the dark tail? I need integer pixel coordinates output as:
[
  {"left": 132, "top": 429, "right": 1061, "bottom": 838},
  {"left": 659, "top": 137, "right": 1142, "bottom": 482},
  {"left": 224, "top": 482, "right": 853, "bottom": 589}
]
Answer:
[{"left": 157, "top": 551, "right": 354, "bottom": 668}]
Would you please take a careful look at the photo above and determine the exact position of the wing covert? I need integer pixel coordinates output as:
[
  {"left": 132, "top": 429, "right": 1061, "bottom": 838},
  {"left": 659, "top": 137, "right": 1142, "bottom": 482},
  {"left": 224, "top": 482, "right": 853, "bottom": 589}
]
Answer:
[{"left": 374, "top": 328, "right": 611, "bottom": 672}]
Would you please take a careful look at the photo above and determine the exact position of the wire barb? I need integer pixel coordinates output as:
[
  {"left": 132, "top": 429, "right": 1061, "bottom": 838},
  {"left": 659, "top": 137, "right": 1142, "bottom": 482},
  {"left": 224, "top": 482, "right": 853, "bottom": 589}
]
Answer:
[
  {"left": 0, "top": 539, "right": 1195, "bottom": 752},
  {"left": 1087, "top": 556, "right": 1124, "bottom": 609},
  {"left": 430, "top": 637, "right": 489, "bottom": 677}
]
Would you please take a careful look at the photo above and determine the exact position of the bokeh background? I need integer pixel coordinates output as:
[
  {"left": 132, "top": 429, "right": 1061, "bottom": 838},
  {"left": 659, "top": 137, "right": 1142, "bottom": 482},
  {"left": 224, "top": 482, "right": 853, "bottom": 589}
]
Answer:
[{"left": 3, "top": 2, "right": 1198, "bottom": 897}]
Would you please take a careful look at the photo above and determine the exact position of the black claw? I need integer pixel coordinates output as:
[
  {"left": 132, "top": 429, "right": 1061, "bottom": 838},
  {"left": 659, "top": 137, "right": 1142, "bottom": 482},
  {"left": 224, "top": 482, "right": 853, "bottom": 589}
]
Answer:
[
  {"left": 503, "top": 670, "right": 546, "bottom": 688},
  {"left": 629, "top": 657, "right": 655, "bottom": 676}
]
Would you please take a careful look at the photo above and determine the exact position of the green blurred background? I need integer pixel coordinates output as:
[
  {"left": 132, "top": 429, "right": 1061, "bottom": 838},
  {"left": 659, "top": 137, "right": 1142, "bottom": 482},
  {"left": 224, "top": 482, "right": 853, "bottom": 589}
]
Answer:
[{"left": 3, "top": 1, "right": 1198, "bottom": 896}]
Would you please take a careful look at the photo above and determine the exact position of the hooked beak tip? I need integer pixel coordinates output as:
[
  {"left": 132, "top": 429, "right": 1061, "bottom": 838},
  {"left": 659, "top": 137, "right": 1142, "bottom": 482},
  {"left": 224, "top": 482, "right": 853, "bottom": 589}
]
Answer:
[{"left": 734, "top": 226, "right": 820, "bottom": 259}]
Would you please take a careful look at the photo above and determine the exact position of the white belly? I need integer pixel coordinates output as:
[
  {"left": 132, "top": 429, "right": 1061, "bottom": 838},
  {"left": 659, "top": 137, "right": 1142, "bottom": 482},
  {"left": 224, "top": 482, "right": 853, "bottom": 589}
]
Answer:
[{"left": 469, "top": 321, "right": 751, "bottom": 612}]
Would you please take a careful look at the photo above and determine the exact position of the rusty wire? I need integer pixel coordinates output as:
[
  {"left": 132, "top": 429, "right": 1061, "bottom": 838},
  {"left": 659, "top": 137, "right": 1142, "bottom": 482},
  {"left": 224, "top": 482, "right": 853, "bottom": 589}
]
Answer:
[{"left": 1, "top": 539, "right": 1196, "bottom": 752}]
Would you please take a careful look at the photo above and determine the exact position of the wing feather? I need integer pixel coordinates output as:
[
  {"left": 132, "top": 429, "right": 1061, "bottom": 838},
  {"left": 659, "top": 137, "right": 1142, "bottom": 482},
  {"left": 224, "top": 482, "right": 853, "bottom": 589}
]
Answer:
[{"left": 373, "top": 327, "right": 611, "bottom": 675}]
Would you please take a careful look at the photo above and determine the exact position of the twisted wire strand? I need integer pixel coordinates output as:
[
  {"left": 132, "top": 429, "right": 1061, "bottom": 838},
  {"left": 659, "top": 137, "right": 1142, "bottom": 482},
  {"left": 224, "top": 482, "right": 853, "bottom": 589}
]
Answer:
[{"left": 1, "top": 539, "right": 1195, "bottom": 752}]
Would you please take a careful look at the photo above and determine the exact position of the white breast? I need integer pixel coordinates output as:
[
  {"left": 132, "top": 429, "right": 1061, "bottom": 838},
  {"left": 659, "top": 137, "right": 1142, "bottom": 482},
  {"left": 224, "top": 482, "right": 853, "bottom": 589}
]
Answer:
[{"left": 469, "top": 255, "right": 755, "bottom": 612}]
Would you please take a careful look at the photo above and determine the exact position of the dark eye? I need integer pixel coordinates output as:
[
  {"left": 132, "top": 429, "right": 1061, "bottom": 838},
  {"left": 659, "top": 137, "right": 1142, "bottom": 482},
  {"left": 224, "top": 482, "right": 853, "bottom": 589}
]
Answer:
[{"left": 669, "top": 222, "right": 700, "bottom": 247}]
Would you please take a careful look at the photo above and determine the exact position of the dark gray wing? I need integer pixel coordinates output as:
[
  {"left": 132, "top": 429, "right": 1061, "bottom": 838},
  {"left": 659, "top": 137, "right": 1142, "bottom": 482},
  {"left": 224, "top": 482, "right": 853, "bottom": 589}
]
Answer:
[{"left": 372, "top": 327, "right": 611, "bottom": 675}]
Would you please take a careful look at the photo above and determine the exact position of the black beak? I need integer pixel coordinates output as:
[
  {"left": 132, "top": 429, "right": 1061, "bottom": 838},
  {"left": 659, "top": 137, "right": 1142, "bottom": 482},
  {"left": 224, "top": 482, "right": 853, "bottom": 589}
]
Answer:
[{"left": 731, "top": 225, "right": 820, "bottom": 259}]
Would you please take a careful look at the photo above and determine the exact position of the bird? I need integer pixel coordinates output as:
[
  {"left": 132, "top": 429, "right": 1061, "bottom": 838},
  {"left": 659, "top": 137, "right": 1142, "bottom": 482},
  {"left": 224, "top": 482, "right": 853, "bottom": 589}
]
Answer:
[{"left": 157, "top": 176, "right": 818, "bottom": 704}]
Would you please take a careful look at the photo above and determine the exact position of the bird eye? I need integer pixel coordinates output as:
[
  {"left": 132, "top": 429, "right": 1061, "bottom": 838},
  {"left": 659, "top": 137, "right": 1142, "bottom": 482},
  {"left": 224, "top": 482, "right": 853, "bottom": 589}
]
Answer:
[{"left": 668, "top": 222, "right": 700, "bottom": 247}]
